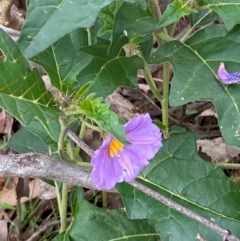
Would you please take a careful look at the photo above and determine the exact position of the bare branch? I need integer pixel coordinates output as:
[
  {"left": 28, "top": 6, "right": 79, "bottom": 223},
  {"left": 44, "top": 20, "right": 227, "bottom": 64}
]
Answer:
[
  {"left": 67, "top": 128, "right": 95, "bottom": 157},
  {"left": 0, "top": 152, "right": 98, "bottom": 191}
]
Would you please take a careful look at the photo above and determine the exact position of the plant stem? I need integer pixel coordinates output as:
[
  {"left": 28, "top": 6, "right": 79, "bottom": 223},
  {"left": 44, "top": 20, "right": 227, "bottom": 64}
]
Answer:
[
  {"left": 162, "top": 63, "right": 170, "bottom": 138},
  {"left": 217, "top": 163, "right": 240, "bottom": 169},
  {"left": 79, "top": 116, "right": 102, "bottom": 132},
  {"left": 170, "top": 22, "right": 177, "bottom": 38},
  {"left": 57, "top": 117, "right": 69, "bottom": 233},
  {"left": 60, "top": 183, "right": 68, "bottom": 232},
  {"left": 180, "top": 10, "right": 211, "bottom": 42},
  {"left": 141, "top": 54, "right": 162, "bottom": 103},
  {"left": 87, "top": 28, "right": 92, "bottom": 45},
  {"left": 74, "top": 122, "right": 86, "bottom": 159}
]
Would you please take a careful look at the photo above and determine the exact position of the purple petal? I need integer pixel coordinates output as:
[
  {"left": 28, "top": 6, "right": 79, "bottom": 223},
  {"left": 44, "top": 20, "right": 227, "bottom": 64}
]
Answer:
[
  {"left": 118, "top": 147, "right": 149, "bottom": 182},
  {"left": 125, "top": 113, "right": 162, "bottom": 159},
  {"left": 91, "top": 113, "right": 163, "bottom": 190},
  {"left": 91, "top": 137, "right": 124, "bottom": 190},
  {"left": 218, "top": 62, "right": 240, "bottom": 84}
]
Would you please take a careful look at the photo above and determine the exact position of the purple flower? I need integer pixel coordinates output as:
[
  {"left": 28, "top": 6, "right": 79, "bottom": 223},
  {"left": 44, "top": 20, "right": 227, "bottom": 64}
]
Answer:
[
  {"left": 218, "top": 62, "right": 240, "bottom": 84},
  {"left": 91, "top": 113, "right": 162, "bottom": 190}
]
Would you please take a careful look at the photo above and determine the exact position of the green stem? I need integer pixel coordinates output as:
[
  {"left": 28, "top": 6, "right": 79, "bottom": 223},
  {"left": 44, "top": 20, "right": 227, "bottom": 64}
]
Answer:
[
  {"left": 102, "top": 192, "right": 108, "bottom": 209},
  {"left": 141, "top": 54, "right": 162, "bottom": 103},
  {"left": 57, "top": 117, "right": 69, "bottom": 233},
  {"left": 155, "top": 32, "right": 174, "bottom": 42},
  {"left": 181, "top": 10, "right": 211, "bottom": 42},
  {"left": 60, "top": 183, "right": 68, "bottom": 233},
  {"left": 170, "top": 22, "right": 177, "bottom": 38},
  {"left": 87, "top": 28, "right": 92, "bottom": 45},
  {"left": 74, "top": 122, "right": 86, "bottom": 159},
  {"left": 162, "top": 63, "right": 170, "bottom": 138},
  {"left": 79, "top": 116, "right": 102, "bottom": 132},
  {"left": 217, "top": 163, "right": 240, "bottom": 169}
]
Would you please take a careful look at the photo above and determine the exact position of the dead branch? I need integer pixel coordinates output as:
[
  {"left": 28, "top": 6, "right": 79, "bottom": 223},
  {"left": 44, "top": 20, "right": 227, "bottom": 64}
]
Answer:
[{"left": 0, "top": 152, "right": 99, "bottom": 191}]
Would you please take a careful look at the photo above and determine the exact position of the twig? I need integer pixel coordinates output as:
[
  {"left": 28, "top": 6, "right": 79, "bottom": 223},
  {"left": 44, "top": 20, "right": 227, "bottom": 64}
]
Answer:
[
  {"left": 131, "top": 181, "right": 240, "bottom": 241},
  {"left": 26, "top": 217, "right": 72, "bottom": 241},
  {"left": 66, "top": 128, "right": 94, "bottom": 157}
]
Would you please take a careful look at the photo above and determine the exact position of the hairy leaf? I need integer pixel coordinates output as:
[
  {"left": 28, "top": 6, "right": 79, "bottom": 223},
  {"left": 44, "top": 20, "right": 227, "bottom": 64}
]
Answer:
[
  {"left": 77, "top": 38, "right": 143, "bottom": 98},
  {"left": 157, "top": 0, "right": 192, "bottom": 28},
  {"left": 118, "top": 132, "right": 240, "bottom": 241},
  {"left": 0, "top": 29, "right": 62, "bottom": 141},
  {"left": 17, "top": 0, "right": 146, "bottom": 58},
  {"left": 79, "top": 96, "right": 129, "bottom": 145},
  {"left": 149, "top": 25, "right": 240, "bottom": 147},
  {"left": 109, "top": 2, "right": 158, "bottom": 57},
  {"left": 31, "top": 34, "right": 92, "bottom": 92}
]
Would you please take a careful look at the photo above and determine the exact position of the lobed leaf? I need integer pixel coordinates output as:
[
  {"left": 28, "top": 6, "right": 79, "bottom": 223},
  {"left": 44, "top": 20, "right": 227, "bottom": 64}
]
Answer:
[
  {"left": 149, "top": 25, "right": 240, "bottom": 147},
  {"left": 157, "top": 0, "right": 192, "bottom": 28},
  {"left": 0, "top": 29, "right": 62, "bottom": 141},
  {"left": 17, "top": 0, "right": 147, "bottom": 58},
  {"left": 77, "top": 38, "right": 143, "bottom": 98},
  {"left": 118, "top": 132, "right": 240, "bottom": 241},
  {"left": 109, "top": 2, "right": 158, "bottom": 57},
  {"left": 199, "top": 0, "right": 240, "bottom": 30},
  {"left": 31, "top": 34, "right": 92, "bottom": 92},
  {"left": 79, "top": 96, "right": 129, "bottom": 145}
]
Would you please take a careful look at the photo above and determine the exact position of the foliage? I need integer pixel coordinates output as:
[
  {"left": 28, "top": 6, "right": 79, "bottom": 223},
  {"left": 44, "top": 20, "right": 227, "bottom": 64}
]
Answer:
[{"left": 1, "top": 0, "right": 240, "bottom": 240}]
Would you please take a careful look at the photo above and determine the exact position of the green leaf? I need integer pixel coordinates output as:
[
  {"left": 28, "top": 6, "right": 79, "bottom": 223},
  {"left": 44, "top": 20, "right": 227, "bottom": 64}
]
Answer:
[
  {"left": 31, "top": 34, "right": 92, "bottom": 92},
  {"left": 24, "top": 121, "right": 58, "bottom": 146},
  {"left": 77, "top": 38, "right": 143, "bottom": 98},
  {"left": 9, "top": 127, "right": 57, "bottom": 154},
  {"left": 70, "top": 187, "right": 84, "bottom": 216},
  {"left": 68, "top": 199, "right": 158, "bottom": 241},
  {"left": 52, "top": 232, "right": 70, "bottom": 241},
  {"left": 79, "top": 96, "right": 129, "bottom": 145},
  {"left": 17, "top": 0, "right": 146, "bottom": 58},
  {"left": 118, "top": 132, "right": 240, "bottom": 241},
  {"left": 199, "top": 0, "right": 240, "bottom": 31},
  {"left": 0, "top": 29, "right": 62, "bottom": 141},
  {"left": 0, "top": 203, "right": 15, "bottom": 210},
  {"left": 70, "top": 28, "right": 89, "bottom": 50},
  {"left": 98, "top": 1, "right": 123, "bottom": 36},
  {"left": 149, "top": 25, "right": 240, "bottom": 147},
  {"left": 109, "top": 2, "right": 158, "bottom": 57},
  {"left": 157, "top": 0, "right": 192, "bottom": 28},
  {"left": 190, "top": 8, "right": 220, "bottom": 27}
]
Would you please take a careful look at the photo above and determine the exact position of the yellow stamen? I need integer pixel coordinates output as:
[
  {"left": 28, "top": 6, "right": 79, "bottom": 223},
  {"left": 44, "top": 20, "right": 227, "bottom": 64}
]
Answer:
[{"left": 109, "top": 138, "right": 124, "bottom": 157}]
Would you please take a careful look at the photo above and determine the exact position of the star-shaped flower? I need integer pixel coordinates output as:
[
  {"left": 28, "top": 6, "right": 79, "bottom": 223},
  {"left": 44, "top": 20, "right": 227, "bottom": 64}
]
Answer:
[{"left": 91, "top": 113, "right": 163, "bottom": 190}]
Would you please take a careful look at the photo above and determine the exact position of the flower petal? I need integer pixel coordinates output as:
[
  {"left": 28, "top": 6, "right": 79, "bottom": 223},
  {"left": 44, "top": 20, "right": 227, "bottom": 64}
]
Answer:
[
  {"left": 125, "top": 113, "right": 162, "bottom": 158},
  {"left": 218, "top": 62, "right": 240, "bottom": 84},
  {"left": 118, "top": 148, "right": 149, "bottom": 182},
  {"left": 91, "top": 137, "right": 124, "bottom": 190},
  {"left": 91, "top": 113, "right": 163, "bottom": 190}
]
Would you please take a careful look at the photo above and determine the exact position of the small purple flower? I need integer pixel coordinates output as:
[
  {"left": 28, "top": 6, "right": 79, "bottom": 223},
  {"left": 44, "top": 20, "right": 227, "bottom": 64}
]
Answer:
[
  {"left": 218, "top": 62, "right": 240, "bottom": 84},
  {"left": 91, "top": 113, "right": 162, "bottom": 190}
]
